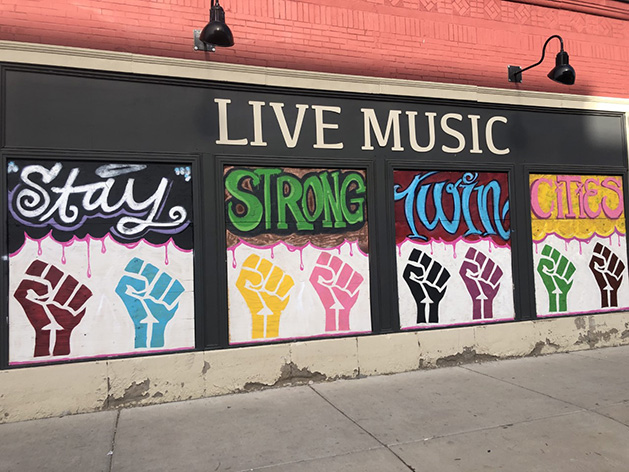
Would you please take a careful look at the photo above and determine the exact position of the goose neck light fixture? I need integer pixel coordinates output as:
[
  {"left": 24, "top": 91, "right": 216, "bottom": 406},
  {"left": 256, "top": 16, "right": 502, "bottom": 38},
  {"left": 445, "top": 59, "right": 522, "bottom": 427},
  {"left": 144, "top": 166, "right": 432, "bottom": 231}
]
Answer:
[
  {"left": 194, "top": 0, "right": 234, "bottom": 52},
  {"left": 508, "top": 35, "right": 575, "bottom": 85}
]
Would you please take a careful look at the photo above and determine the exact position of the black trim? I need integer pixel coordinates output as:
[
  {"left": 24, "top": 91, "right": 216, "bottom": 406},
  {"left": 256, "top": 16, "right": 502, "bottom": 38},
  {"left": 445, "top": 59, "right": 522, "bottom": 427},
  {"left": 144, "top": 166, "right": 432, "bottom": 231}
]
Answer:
[
  {"left": 0, "top": 61, "right": 624, "bottom": 119},
  {"left": 0, "top": 61, "right": 627, "bottom": 368}
]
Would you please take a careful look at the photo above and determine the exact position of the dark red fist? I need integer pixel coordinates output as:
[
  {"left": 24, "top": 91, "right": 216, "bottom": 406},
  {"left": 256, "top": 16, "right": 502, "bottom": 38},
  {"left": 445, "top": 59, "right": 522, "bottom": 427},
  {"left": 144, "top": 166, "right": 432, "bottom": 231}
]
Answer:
[{"left": 14, "top": 260, "right": 93, "bottom": 357}]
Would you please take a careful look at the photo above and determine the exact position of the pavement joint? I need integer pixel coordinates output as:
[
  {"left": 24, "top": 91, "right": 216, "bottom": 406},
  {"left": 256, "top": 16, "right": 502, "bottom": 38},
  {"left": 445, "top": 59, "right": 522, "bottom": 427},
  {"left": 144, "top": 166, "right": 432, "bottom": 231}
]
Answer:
[
  {"left": 460, "top": 361, "right": 629, "bottom": 432},
  {"left": 238, "top": 446, "right": 387, "bottom": 472},
  {"left": 591, "top": 400, "right": 629, "bottom": 430},
  {"left": 308, "top": 384, "right": 417, "bottom": 471},
  {"left": 107, "top": 409, "right": 120, "bottom": 472},
  {"left": 388, "top": 408, "right": 589, "bottom": 448},
  {"left": 460, "top": 361, "right": 586, "bottom": 409}
]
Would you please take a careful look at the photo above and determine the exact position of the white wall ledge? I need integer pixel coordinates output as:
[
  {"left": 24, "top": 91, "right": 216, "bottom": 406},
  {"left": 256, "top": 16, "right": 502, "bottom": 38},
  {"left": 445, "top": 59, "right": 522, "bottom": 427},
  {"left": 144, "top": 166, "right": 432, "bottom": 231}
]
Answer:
[{"left": 1, "top": 40, "right": 628, "bottom": 113}]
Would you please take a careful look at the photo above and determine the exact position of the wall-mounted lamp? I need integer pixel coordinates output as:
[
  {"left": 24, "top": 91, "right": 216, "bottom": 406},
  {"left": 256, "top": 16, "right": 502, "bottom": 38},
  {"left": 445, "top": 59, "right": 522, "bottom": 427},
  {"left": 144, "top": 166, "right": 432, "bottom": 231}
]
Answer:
[
  {"left": 194, "top": 0, "right": 234, "bottom": 52},
  {"left": 508, "top": 35, "right": 575, "bottom": 85}
]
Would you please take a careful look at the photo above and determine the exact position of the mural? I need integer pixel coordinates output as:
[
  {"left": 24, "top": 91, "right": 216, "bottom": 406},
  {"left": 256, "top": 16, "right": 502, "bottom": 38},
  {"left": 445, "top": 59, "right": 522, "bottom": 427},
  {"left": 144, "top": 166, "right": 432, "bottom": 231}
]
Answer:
[
  {"left": 394, "top": 171, "right": 514, "bottom": 328},
  {"left": 530, "top": 174, "right": 629, "bottom": 316},
  {"left": 225, "top": 166, "right": 371, "bottom": 344},
  {"left": 7, "top": 160, "right": 195, "bottom": 364}
]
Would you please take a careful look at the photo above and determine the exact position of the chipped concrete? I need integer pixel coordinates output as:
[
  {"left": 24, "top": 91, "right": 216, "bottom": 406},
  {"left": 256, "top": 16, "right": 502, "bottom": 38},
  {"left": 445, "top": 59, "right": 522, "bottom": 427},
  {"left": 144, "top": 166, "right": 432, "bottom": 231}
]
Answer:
[
  {"left": 291, "top": 337, "right": 359, "bottom": 380},
  {"left": 205, "top": 343, "right": 291, "bottom": 396},
  {"left": 105, "top": 379, "right": 150, "bottom": 408},
  {"left": 528, "top": 338, "right": 561, "bottom": 357},
  {"left": 242, "top": 362, "right": 328, "bottom": 392},
  {"left": 3, "top": 312, "right": 629, "bottom": 423},
  {"left": 105, "top": 350, "right": 206, "bottom": 411},
  {"left": 575, "top": 328, "right": 619, "bottom": 348},
  {"left": 435, "top": 347, "right": 500, "bottom": 367}
]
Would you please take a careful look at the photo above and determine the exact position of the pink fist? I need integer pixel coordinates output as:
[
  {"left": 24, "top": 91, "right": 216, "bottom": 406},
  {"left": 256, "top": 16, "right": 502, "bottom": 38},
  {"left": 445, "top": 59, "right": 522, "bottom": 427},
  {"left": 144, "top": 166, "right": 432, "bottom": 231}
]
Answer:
[{"left": 309, "top": 252, "right": 364, "bottom": 332}]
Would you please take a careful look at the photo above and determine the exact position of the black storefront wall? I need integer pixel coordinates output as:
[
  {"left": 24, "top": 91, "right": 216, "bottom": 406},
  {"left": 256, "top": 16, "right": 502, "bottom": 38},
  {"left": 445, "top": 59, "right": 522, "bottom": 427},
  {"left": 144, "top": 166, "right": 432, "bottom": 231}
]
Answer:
[{"left": 0, "top": 64, "right": 627, "bottom": 368}]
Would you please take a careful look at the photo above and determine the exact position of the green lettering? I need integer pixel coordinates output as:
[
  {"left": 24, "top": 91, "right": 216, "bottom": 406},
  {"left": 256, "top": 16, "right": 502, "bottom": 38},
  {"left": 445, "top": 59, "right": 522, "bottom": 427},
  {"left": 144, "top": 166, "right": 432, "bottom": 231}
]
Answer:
[
  {"left": 320, "top": 171, "right": 346, "bottom": 229},
  {"left": 225, "top": 169, "right": 263, "bottom": 233},
  {"left": 341, "top": 173, "right": 366, "bottom": 225},
  {"left": 277, "top": 175, "right": 312, "bottom": 230},
  {"left": 254, "top": 168, "right": 282, "bottom": 230},
  {"left": 302, "top": 175, "right": 324, "bottom": 223}
]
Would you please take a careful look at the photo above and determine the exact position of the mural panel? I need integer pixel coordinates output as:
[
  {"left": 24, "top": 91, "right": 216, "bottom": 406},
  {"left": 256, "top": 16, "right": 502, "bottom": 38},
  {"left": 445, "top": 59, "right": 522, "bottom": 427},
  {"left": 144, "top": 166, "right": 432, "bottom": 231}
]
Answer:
[
  {"left": 225, "top": 166, "right": 371, "bottom": 343},
  {"left": 7, "top": 160, "right": 195, "bottom": 364},
  {"left": 530, "top": 174, "right": 629, "bottom": 316},
  {"left": 394, "top": 170, "right": 514, "bottom": 328}
]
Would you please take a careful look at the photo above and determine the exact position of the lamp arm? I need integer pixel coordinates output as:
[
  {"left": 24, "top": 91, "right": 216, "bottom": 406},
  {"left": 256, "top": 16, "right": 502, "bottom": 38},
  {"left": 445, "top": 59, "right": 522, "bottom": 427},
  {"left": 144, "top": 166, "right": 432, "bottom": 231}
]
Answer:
[{"left": 513, "top": 35, "right": 564, "bottom": 78}]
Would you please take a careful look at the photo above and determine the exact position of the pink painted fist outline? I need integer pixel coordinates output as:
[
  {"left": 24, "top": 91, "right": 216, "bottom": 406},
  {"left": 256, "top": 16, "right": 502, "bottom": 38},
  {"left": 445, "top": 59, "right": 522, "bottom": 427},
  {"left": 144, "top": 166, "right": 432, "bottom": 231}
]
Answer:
[
  {"left": 459, "top": 247, "right": 503, "bottom": 320},
  {"left": 309, "top": 252, "right": 364, "bottom": 332}
]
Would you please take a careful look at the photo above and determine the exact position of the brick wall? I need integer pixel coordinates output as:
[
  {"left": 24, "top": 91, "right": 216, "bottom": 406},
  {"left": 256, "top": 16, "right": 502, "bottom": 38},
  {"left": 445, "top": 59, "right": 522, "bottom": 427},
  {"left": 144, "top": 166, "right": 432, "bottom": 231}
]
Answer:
[{"left": 1, "top": 0, "right": 628, "bottom": 97}]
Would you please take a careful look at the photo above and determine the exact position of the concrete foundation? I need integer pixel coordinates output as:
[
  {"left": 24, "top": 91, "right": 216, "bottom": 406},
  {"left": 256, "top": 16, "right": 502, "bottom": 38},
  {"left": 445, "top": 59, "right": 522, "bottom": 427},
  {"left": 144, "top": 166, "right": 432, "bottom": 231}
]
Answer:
[{"left": 2, "top": 311, "right": 629, "bottom": 424}]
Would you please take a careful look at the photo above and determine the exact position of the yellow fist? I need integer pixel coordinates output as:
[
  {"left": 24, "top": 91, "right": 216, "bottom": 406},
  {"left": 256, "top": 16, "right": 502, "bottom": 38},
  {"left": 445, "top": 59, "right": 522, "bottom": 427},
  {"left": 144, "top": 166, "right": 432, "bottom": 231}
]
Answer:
[{"left": 235, "top": 254, "right": 295, "bottom": 339}]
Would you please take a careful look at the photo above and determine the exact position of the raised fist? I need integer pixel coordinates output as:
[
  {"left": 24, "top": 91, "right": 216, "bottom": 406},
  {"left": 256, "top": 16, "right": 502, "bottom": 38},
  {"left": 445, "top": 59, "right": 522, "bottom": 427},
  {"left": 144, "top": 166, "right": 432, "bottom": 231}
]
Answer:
[
  {"left": 115, "top": 258, "right": 185, "bottom": 349},
  {"left": 403, "top": 249, "right": 450, "bottom": 324},
  {"left": 459, "top": 248, "right": 503, "bottom": 320},
  {"left": 537, "top": 245, "right": 576, "bottom": 313},
  {"left": 14, "top": 260, "right": 93, "bottom": 357},
  {"left": 236, "top": 254, "right": 295, "bottom": 339},
  {"left": 589, "top": 242, "right": 625, "bottom": 308},
  {"left": 309, "top": 252, "right": 364, "bottom": 332}
]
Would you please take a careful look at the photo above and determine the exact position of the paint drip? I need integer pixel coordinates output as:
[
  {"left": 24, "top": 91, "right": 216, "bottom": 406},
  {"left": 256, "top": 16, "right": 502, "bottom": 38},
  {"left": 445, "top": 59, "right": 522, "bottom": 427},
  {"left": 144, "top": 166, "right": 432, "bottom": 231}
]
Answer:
[
  {"left": 86, "top": 238, "right": 92, "bottom": 278},
  {"left": 231, "top": 248, "right": 237, "bottom": 268}
]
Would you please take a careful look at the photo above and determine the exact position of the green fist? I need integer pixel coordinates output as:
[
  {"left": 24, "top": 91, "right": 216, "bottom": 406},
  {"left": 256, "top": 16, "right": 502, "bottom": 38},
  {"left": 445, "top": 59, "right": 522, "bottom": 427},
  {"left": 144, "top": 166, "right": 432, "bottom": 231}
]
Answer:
[{"left": 537, "top": 245, "right": 576, "bottom": 313}]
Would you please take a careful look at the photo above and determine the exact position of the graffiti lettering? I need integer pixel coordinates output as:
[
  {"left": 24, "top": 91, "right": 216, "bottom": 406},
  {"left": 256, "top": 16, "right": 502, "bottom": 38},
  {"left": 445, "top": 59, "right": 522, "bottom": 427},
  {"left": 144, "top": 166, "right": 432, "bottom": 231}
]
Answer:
[
  {"left": 530, "top": 175, "right": 623, "bottom": 220},
  {"left": 394, "top": 171, "right": 510, "bottom": 243},
  {"left": 225, "top": 168, "right": 366, "bottom": 236},
  {"left": 9, "top": 163, "right": 189, "bottom": 240}
]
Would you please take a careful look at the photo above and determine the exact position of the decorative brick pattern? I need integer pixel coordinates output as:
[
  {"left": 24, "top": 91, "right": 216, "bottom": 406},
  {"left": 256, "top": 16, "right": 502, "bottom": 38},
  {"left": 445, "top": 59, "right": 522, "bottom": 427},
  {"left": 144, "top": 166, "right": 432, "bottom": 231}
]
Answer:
[{"left": 0, "top": 0, "right": 627, "bottom": 97}]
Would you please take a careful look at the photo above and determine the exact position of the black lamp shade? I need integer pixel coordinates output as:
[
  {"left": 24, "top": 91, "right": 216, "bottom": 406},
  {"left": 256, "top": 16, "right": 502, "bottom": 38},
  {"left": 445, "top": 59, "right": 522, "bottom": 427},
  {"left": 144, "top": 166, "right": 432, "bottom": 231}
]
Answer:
[
  {"left": 200, "top": 1, "right": 234, "bottom": 47},
  {"left": 200, "top": 22, "right": 234, "bottom": 47},
  {"left": 548, "top": 50, "right": 575, "bottom": 85}
]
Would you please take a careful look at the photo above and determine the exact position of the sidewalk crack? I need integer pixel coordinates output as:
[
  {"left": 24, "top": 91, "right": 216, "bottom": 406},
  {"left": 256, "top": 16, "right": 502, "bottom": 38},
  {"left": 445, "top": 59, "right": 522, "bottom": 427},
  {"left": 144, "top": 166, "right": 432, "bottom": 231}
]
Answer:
[
  {"left": 460, "top": 365, "right": 629, "bottom": 431},
  {"left": 309, "top": 385, "right": 417, "bottom": 471},
  {"left": 108, "top": 409, "right": 121, "bottom": 472}
]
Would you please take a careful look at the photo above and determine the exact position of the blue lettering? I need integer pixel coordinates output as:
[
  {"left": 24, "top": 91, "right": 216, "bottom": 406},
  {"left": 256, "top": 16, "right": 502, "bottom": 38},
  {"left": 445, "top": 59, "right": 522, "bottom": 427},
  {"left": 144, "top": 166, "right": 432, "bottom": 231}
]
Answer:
[{"left": 394, "top": 172, "right": 510, "bottom": 242}]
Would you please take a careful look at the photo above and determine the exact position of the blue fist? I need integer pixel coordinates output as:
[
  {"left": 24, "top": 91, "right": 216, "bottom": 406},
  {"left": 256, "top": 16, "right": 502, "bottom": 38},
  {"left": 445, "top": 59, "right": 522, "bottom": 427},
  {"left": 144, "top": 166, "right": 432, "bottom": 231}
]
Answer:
[{"left": 115, "top": 258, "right": 185, "bottom": 348}]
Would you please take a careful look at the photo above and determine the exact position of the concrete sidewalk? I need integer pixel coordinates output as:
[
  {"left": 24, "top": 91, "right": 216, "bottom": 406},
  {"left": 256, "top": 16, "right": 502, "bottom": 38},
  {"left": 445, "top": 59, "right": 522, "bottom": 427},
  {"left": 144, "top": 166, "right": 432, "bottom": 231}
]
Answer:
[{"left": 1, "top": 346, "right": 629, "bottom": 472}]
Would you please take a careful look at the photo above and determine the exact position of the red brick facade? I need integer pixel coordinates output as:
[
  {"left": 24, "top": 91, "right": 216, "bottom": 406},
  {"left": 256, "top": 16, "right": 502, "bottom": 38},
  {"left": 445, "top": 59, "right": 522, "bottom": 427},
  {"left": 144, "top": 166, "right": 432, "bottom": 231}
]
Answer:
[{"left": 1, "top": 0, "right": 628, "bottom": 97}]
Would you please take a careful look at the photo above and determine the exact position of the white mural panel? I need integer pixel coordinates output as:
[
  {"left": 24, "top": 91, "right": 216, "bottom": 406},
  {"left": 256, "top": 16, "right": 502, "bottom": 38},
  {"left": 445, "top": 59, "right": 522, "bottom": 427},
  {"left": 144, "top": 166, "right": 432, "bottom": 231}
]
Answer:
[{"left": 7, "top": 160, "right": 195, "bottom": 364}]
